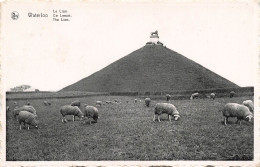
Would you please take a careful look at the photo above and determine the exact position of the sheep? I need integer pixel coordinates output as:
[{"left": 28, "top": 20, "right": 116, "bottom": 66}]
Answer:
[
  {"left": 60, "top": 105, "right": 83, "bottom": 123},
  {"left": 145, "top": 98, "right": 151, "bottom": 107},
  {"left": 221, "top": 103, "right": 253, "bottom": 126},
  {"left": 96, "top": 101, "right": 102, "bottom": 106},
  {"left": 106, "top": 101, "right": 112, "bottom": 104},
  {"left": 13, "top": 109, "right": 21, "bottom": 120},
  {"left": 114, "top": 99, "right": 119, "bottom": 103},
  {"left": 82, "top": 105, "right": 99, "bottom": 125},
  {"left": 242, "top": 100, "right": 254, "bottom": 113},
  {"left": 230, "top": 91, "right": 235, "bottom": 98},
  {"left": 13, "top": 105, "right": 37, "bottom": 120},
  {"left": 43, "top": 100, "right": 51, "bottom": 106},
  {"left": 6, "top": 106, "right": 10, "bottom": 112},
  {"left": 18, "top": 111, "right": 38, "bottom": 130},
  {"left": 113, "top": 101, "right": 121, "bottom": 104},
  {"left": 70, "top": 100, "right": 81, "bottom": 107},
  {"left": 210, "top": 93, "right": 216, "bottom": 100},
  {"left": 166, "top": 94, "right": 171, "bottom": 101},
  {"left": 190, "top": 93, "right": 199, "bottom": 100},
  {"left": 153, "top": 103, "right": 180, "bottom": 122}
]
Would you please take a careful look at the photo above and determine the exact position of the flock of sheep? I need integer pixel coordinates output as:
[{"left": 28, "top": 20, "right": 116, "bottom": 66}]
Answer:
[
  {"left": 9, "top": 100, "right": 100, "bottom": 130},
  {"left": 60, "top": 102, "right": 99, "bottom": 125},
  {"left": 7, "top": 90, "right": 254, "bottom": 130},
  {"left": 189, "top": 91, "right": 254, "bottom": 125}
]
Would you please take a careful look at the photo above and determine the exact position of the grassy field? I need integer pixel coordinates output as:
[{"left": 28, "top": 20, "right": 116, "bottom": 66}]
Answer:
[{"left": 6, "top": 95, "right": 254, "bottom": 161}]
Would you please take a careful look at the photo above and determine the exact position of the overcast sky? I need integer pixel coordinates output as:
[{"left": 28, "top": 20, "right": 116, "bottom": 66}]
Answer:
[{"left": 2, "top": 1, "right": 258, "bottom": 91}]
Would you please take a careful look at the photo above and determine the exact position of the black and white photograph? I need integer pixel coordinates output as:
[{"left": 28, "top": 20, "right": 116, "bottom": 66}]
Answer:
[{"left": 1, "top": 0, "right": 259, "bottom": 165}]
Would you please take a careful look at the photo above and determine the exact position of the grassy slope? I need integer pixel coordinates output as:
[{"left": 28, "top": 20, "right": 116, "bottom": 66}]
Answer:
[
  {"left": 62, "top": 45, "right": 239, "bottom": 92},
  {"left": 6, "top": 96, "right": 253, "bottom": 161}
]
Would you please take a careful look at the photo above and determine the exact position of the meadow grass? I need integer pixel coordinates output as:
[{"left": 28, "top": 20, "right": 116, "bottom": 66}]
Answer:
[{"left": 6, "top": 96, "right": 253, "bottom": 160}]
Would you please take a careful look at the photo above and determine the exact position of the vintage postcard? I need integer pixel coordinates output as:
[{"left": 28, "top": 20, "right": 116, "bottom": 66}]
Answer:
[{"left": 0, "top": 0, "right": 259, "bottom": 166}]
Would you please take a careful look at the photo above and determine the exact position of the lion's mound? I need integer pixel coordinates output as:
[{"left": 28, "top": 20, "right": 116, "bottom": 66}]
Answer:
[{"left": 61, "top": 44, "right": 238, "bottom": 92}]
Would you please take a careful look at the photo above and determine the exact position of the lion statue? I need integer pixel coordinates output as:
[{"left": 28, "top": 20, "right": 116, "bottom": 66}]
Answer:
[{"left": 151, "top": 30, "right": 158, "bottom": 36}]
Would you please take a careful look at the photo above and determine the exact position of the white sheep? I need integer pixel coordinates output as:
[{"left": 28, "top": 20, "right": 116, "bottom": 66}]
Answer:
[
  {"left": 96, "top": 101, "right": 102, "bottom": 106},
  {"left": 106, "top": 101, "right": 112, "bottom": 104},
  {"left": 60, "top": 105, "right": 83, "bottom": 123},
  {"left": 221, "top": 103, "right": 253, "bottom": 126},
  {"left": 230, "top": 91, "right": 235, "bottom": 98},
  {"left": 145, "top": 98, "right": 151, "bottom": 107},
  {"left": 190, "top": 93, "right": 199, "bottom": 100},
  {"left": 114, "top": 99, "right": 119, "bottom": 103},
  {"left": 166, "top": 94, "right": 171, "bottom": 101},
  {"left": 113, "top": 101, "right": 121, "bottom": 104},
  {"left": 210, "top": 93, "right": 216, "bottom": 100},
  {"left": 242, "top": 100, "right": 254, "bottom": 113},
  {"left": 153, "top": 103, "right": 180, "bottom": 122},
  {"left": 13, "top": 105, "right": 37, "bottom": 120},
  {"left": 70, "top": 100, "right": 81, "bottom": 107},
  {"left": 18, "top": 111, "right": 38, "bottom": 130},
  {"left": 43, "top": 100, "right": 51, "bottom": 106},
  {"left": 82, "top": 105, "right": 99, "bottom": 125},
  {"left": 43, "top": 101, "right": 48, "bottom": 105},
  {"left": 6, "top": 106, "right": 10, "bottom": 112}
]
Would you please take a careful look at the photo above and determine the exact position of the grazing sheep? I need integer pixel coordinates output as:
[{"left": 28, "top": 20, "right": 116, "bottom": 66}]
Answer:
[
  {"left": 134, "top": 99, "right": 138, "bottom": 103},
  {"left": 43, "top": 100, "right": 51, "bottom": 106},
  {"left": 6, "top": 106, "right": 10, "bottom": 112},
  {"left": 114, "top": 99, "right": 119, "bottom": 103},
  {"left": 70, "top": 100, "right": 81, "bottom": 107},
  {"left": 145, "top": 98, "right": 151, "bottom": 107},
  {"left": 106, "top": 101, "right": 112, "bottom": 104},
  {"left": 96, "top": 101, "right": 102, "bottom": 106},
  {"left": 82, "top": 105, "right": 99, "bottom": 125},
  {"left": 113, "top": 101, "right": 121, "bottom": 104},
  {"left": 153, "top": 103, "right": 180, "bottom": 122},
  {"left": 13, "top": 105, "right": 37, "bottom": 120},
  {"left": 166, "top": 94, "right": 171, "bottom": 101},
  {"left": 190, "top": 93, "right": 199, "bottom": 100},
  {"left": 60, "top": 105, "right": 83, "bottom": 123},
  {"left": 210, "top": 93, "right": 216, "bottom": 100},
  {"left": 242, "top": 100, "right": 254, "bottom": 113},
  {"left": 18, "top": 111, "right": 38, "bottom": 130},
  {"left": 221, "top": 103, "right": 253, "bottom": 126},
  {"left": 230, "top": 91, "right": 235, "bottom": 98}
]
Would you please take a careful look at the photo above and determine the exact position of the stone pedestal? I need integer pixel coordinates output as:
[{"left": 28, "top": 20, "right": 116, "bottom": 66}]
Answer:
[{"left": 146, "top": 31, "right": 163, "bottom": 45}]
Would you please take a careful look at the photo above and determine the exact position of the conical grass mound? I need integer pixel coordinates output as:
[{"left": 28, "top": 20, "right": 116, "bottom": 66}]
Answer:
[{"left": 61, "top": 45, "right": 239, "bottom": 92}]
